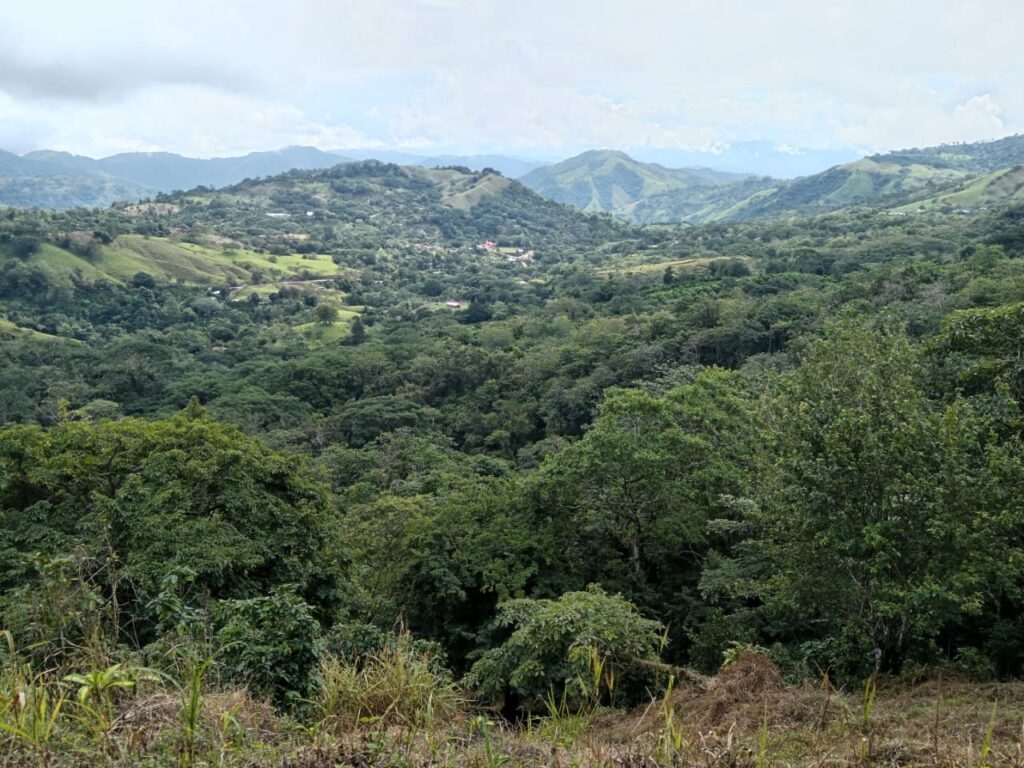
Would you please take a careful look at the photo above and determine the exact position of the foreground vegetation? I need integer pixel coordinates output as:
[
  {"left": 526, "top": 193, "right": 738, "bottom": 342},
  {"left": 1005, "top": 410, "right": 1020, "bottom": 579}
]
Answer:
[
  {"left": 4, "top": 637, "right": 1024, "bottom": 767},
  {"left": 4, "top": 161, "right": 1024, "bottom": 764}
]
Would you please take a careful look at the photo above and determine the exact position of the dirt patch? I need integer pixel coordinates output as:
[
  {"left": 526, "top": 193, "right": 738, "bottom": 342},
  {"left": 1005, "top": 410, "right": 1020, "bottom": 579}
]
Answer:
[{"left": 114, "top": 688, "right": 280, "bottom": 744}]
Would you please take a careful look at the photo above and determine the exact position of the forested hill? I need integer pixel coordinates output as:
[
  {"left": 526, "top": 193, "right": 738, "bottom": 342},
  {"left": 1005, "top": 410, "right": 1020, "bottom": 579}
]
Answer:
[
  {"left": 164, "top": 160, "right": 629, "bottom": 249},
  {"left": 0, "top": 161, "right": 629, "bottom": 294},
  {"left": 722, "top": 137, "right": 1024, "bottom": 220},
  {"left": 0, "top": 146, "right": 551, "bottom": 210},
  {"left": 518, "top": 149, "right": 759, "bottom": 214},
  {"left": 872, "top": 133, "right": 1024, "bottom": 173}
]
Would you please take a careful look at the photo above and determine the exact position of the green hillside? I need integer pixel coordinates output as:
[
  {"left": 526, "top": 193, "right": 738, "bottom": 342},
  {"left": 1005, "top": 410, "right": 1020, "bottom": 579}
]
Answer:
[
  {"left": 518, "top": 149, "right": 977, "bottom": 224},
  {"left": 894, "top": 164, "right": 1024, "bottom": 212},
  {"left": 519, "top": 150, "right": 757, "bottom": 218},
  {"left": 1, "top": 235, "right": 346, "bottom": 287},
  {"left": 873, "top": 133, "right": 1024, "bottom": 173},
  {"left": 0, "top": 161, "right": 628, "bottom": 296},
  {"left": 620, "top": 175, "right": 777, "bottom": 223},
  {"left": 522, "top": 136, "right": 1024, "bottom": 225},
  {"left": 0, "top": 173, "right": 154, "bottom": 209},
  {"left": 718, "top": 157, "right": 970, "bottom": 220}
]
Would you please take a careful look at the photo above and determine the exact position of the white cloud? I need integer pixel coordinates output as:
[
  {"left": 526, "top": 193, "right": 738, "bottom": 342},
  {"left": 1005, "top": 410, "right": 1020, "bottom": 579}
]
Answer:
[
  {"left": 0, "top": 0, "right": 1021, "bottom": 160},
  {"left": 7, "top": 86, "right": 372, "bottom": 158}
]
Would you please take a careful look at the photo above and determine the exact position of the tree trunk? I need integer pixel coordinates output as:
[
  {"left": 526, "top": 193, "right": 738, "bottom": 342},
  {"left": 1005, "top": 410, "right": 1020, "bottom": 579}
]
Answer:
[{"left": 872, "top": 614, "right": 910, "bottom": 674}]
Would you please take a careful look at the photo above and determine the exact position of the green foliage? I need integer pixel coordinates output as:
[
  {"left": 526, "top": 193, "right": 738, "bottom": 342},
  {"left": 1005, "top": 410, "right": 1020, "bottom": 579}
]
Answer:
[
  {"left": 468, "top": 586, "right": 664, "bottom": 708},
  {"left": 314, "top": 301, "right": 338, "bottom": 324},
  {"left": 0, "top": 404, "right": 346, "bottom": 634},
  {"left": 740, "top": 318, "right": 1021, "bottom": 674},
  {"left": 6, "top": 149, "right": 1024, "bottom": 723},
  {"left": 215, "top": 589, "right": 322, "bottom": 707}
]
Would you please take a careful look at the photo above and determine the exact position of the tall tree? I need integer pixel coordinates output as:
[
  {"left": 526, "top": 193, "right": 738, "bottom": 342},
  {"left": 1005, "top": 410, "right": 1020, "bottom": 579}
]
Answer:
[{"left": 743, "top": 319, "right": 1019, "bottom": 674}]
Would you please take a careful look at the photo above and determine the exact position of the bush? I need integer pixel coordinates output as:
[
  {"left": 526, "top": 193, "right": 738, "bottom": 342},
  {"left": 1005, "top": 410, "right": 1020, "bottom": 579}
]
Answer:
[
  {"left": 468, "top": 585, "right": 664, "bottom": 709},
  {"left": 215, "top": 589, "right": 321, "bottom": 708}
]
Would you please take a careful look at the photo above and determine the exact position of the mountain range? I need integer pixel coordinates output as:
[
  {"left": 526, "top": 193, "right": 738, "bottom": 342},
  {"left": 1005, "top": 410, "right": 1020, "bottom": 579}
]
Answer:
[
  {"left": 4, "top": 134, "right": 1024, "bottom": 223},
  {"left": 0, "top": 147, "right": 545, "bottom": 209}
]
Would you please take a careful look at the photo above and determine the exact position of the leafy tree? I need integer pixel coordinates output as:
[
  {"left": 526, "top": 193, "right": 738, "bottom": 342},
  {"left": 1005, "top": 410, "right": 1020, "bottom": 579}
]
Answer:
[
  {"left": 930, "top": 301, "right": 1024, "bottom": 414},
  {"left": 326, "top": 395, "right": 439, "bottom": 447},
  {"left": 459, "top": 302, "right": 493, "bottom": 324},
  {"left": 395, "top": 478, "right": 537, "bottom": 668},
  {"left": 0, "top": 402, "right": 346, "bottom": 623},
  {"left": 348, "top": 315, "right": 367, "bottom": 345},
  {"left": 315, "top": 302, "right": 338, "bottom": 324},
  {"left": 537, "top": 369, "right": 751, "bottom": 579},
  {"left": 741, "top": 319, "right": 1019, "bottom": 674}
]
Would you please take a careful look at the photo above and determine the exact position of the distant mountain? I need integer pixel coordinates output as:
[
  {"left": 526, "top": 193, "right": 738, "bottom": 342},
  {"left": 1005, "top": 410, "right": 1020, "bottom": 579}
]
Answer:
[
  {"left": 627, "top": 143, "right": 861, "bottom": 179},
  {"left": 0, "top": 175, "right": 154, "bottom": 210},
  {"left": 520, "top": 136, "right": 1024, "bottom": 224},
  {"left": 94, "top": 146, "right": 349, "bottom": 189},
  {"left": 718, "top": 135, "right": 1024, "bottom": 221},
  {"left": 331, "top": 150, "right": 547, "bottom": 179},
  {"left": 0, "top": 147, "right": 350, "bottom": 209},
  {"left": 518, "top": 150, "right": 768, "bottom": 222}
]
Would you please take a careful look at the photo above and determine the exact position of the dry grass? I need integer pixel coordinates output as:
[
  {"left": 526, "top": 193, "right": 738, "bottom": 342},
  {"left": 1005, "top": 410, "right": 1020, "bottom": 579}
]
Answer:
[
  {"left": 312, "top": 642, "right": 464, "bottom": 735},
  {"left": 4, "top": 651, "right": 1024, "bottom": 766}
]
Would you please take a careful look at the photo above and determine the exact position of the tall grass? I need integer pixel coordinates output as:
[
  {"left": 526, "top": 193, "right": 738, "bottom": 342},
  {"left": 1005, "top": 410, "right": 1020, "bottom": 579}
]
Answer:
[
  {"left": 0, "top": 652, "right": 65, "bottom": 768},
  {"left": 178, "top": 658, "right": 211, "bottom": 768},
  {"left": 312, "top": 634, "right": 463, "bottom": 735}
]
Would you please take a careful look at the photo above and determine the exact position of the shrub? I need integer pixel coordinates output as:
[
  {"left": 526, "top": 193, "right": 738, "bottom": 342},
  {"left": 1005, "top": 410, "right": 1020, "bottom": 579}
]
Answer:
[
  {"left": 215, "top": 590, "right": 321, "bottom": 708},
  {"left": 467, "top": 585, "right": 664, "bottom": 709}
]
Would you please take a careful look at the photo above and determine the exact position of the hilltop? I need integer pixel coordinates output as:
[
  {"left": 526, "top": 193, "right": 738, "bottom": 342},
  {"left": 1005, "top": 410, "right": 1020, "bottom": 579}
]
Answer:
[
  {"left": 332, "top": 149, "right": 547, "bottom": 178},
  {"left": 720, "top": 155, "right": 972, "bottom": 219},
  {"left": 723, "top": 135, "right": 1024, "bottom": 220},
  {"left": 871, "top": 133, "right": 1024, "bottom": 173},
  {"left": 519, "top": 149, "right": 763, "bottom": 220}
]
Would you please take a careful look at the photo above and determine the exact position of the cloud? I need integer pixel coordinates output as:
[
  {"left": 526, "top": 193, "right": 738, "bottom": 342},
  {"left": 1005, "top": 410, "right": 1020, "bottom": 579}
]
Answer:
[
  {"left": 0, "top": 50, "right": 252, "bottom": 103},
  {"left": 1, "top": 86, "right": 372, "bottom": 158},
  {"left": 0, "top": 0, "right": 1021, "bottom": 163}
]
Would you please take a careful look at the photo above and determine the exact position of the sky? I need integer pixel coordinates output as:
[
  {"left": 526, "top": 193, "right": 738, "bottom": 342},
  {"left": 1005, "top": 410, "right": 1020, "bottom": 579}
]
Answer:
[{"left": 0, "top": 0, "right": 1021, "bottom": 176}]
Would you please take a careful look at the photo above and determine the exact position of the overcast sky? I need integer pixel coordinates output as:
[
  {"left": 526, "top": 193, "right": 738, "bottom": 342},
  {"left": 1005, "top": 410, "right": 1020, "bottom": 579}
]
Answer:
[{"left": 1, "top": 0, "right": 1021, "bottom": 173}]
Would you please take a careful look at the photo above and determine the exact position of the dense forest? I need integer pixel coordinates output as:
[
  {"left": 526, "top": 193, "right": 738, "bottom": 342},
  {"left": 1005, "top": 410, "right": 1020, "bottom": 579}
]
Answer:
[{"left": 3, "top": 161, "right": 1024, "bottom": 766}]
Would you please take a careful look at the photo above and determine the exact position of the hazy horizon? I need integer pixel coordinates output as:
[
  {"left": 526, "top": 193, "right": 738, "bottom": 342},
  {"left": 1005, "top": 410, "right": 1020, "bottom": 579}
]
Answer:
[{"left": 4, "top": 141, "right": 869, "bottom": 179}]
